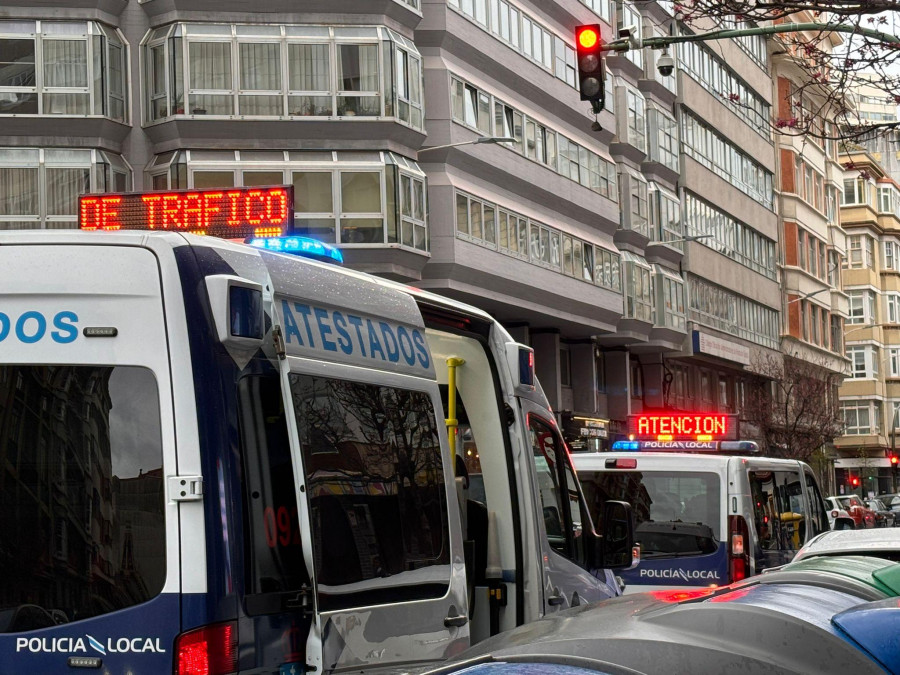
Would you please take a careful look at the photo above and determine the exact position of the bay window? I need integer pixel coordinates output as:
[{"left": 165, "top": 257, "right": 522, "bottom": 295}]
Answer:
[
  {"left": 0, "top": 148, "right": 131, "bottom": 229},
  {"left": 143, "top": 24, "right": 423, "bottom": 129},
  {"left": 623, "top": 252, "right": 653, "bottom": 322},
  {"left": 846, "top": 345, "right": 879, "bottom": 378},
  {"left": 842, "top": 401, "right": 879, "bottom": 435},
  {"left": 654, "top": 265, "right": 686, "bottom": 331},
  {"left": 147, "top": 150, "right": 427, "bottom": 250},
  {"left": 847, "top": 289, "right": 877, "bottom": 325},
  {"left": 0, "top": 20, "right": 127, "bottom": 120}
]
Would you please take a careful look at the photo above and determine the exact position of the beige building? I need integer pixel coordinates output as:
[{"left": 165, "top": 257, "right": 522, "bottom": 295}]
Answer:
[{"left": 837, "top": 146, "right": 900, "bottom": 495}]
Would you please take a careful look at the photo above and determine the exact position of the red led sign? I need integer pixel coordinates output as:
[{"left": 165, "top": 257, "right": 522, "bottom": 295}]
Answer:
[
  {"left": 627, "top": 413, "right": 738, "bottom": 441},
  {"left": 79, "top": 185, "right": 293, "bottom": 239}
]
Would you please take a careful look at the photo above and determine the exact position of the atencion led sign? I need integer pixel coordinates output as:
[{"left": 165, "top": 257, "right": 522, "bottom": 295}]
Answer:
[
  {"left": 627, "top": 413, "right": 739, "bottom": 441},
  {"left": 79, "top": 185, "right": 293, "bottom": 239}
]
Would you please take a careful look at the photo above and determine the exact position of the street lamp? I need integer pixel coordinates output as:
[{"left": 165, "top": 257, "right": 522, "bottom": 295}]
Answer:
[
  {"left": 418, "top": 136, "right": 517, "bottom": 153},
  {"left": 787, "top": 288, "right": 831, "bottom": 304}
]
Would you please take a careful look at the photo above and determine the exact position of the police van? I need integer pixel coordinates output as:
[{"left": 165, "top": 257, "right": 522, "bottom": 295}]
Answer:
[
  {"left": 573, "top": 441, "right": 831, "bottom": 593},
  {"left": 0, "top": 213, "right": 633, "bottom": 674}
]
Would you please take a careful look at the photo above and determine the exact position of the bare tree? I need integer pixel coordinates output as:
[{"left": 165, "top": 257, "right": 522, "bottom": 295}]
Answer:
[
  {"left": 742, "top": 352, "right": 844, "bottom": 464},
  {"left": 660, "top": 1, "right": 900, "bottom": 142}
]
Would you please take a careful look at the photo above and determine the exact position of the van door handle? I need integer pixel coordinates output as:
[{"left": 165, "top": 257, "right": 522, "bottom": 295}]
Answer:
[
  {"left": 547, "top": 591, "right": 565, "bottom": 606},
  {"left": 444, "top": 613, "right": 468, "bottom": 627}
]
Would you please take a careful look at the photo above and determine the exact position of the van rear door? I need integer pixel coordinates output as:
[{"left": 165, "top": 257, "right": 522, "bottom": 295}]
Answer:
[
  {"left": 272, "top": 294, "right": 467, "bottom": 674},
  {"left": 0, "top": 243, "right": 180, "bottom": 673}
]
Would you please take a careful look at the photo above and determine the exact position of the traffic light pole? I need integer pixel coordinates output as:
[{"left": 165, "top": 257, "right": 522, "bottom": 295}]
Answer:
[{"left": 601, "top": 22, "right": 900, "bottom": 55}]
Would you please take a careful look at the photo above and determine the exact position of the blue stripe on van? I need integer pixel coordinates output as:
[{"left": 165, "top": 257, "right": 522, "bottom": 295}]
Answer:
[{"left": 619, "top": 542, "right": 729, "bottom": 588}]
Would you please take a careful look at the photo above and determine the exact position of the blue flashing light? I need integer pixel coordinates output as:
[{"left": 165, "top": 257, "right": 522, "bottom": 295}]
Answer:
[
  {"left": 247, "top": 236, "right": 343, "bottom": 264},
  {"left": 612, "top": 441, "right": 641, "bottom": 451}
]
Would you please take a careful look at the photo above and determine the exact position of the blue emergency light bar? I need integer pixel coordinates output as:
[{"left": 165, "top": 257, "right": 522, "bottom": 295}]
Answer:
[
  {"left": 612, "top": 440, "right": 760, "bottom": 454},
  {"left": 246, "top": 236, "right": 344, "bottom": 264}
]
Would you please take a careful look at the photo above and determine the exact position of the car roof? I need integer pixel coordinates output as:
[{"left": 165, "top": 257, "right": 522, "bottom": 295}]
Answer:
[{"left": 796, "top": 529, "right": 900, "bottom": 560}]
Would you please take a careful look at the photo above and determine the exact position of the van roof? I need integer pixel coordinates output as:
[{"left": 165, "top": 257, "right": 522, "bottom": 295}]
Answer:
[{"left": 0, "top": 230, "right": 499, "bottom": 330}]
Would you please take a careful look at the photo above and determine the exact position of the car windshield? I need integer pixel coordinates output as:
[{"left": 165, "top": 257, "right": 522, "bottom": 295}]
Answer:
[{"left": 578, "top": 469, "right": 720, "bottom": 560}]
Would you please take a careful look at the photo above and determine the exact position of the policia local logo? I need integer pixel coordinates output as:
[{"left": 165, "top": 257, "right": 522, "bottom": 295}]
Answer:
[{"left": 16, "top": 634, "right": 167, "bottom": 655}]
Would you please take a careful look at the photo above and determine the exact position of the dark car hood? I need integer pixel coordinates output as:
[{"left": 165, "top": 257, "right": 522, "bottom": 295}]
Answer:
[{"left": 446, "top": 587, "right": 886, "bottom": 675}]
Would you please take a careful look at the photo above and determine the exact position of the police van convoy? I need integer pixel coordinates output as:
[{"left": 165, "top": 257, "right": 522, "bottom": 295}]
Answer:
[
  {"left": 0, "top": 228, "right": 634, "bottom": 675},
  {"left": 574, "top": 444, "right": 831, "bottom": 593}
]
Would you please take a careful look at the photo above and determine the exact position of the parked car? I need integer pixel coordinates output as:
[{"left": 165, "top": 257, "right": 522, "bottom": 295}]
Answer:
[
  {"left": 425, "top": 556, "right": 900, "bottom": 675},
  {"left": 865, "top": 499, "right": 895, "bottom": 527},
  {"left": 879, "top": 493, "right": 900, "bottom": 519},
  {"left": 792, "top": 528, "right": 900, "bottom": 563},
  {"left": 824, "top": 496, "right": 856, "bottom": 530},
  {"left": 830, "top": 495, "right": 876, "bottom": 529}
]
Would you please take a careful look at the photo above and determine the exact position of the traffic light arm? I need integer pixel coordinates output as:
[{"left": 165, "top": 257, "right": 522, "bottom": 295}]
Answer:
[{"left": 602, "top": 21, "right": 900, "bottom": 54}]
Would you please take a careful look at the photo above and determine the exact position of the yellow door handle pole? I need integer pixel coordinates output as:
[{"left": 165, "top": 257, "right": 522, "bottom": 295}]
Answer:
[{"left": 446, "top": 357, "right": 465, "bottom": 476}]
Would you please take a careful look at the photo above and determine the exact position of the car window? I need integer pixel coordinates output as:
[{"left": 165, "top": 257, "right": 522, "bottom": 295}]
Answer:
[
  {"left": 579, "top": 469, "right": 720, "bottom": 560},
  {"left": 750, "top": 469, "right": 806, "bottom": 555},
  {"left": 529, "top": 415, "right": 579, "bottom": 559}
]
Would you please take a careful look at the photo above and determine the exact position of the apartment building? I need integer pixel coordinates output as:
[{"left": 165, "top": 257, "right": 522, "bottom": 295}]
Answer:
[
  {"left": 0, "top": 0, "right": 796, "bottom": 450},
  {"left": 836, "top": 146, "right": 900, "bottom": 495}
]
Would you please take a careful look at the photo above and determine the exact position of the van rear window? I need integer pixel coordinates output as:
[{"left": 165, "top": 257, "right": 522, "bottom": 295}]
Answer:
[
  {"left": 0, "top": 365, "right": 165, "bottom": 632},
  {"left": 580, "top": 470, "right": 721, "bottom": 559}
]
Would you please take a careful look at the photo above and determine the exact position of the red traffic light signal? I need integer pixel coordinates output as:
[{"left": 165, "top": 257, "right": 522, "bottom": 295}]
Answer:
[
  {"left": 575, "top": 24, "right": 606, "bottom": 113},
  {"left": 577, "top": 26, "right": 599, "bottom": 49},
  {"left": 891, "top": 454, "right": 898, "bottom": 465},
  {"left": 851, "top": 476, "right": 860, "bottom": 487}
]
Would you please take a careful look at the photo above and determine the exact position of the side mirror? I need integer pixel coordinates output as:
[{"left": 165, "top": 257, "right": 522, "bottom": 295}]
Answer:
[
  {"left": 834, "top": 517, "right": 854, "bottom": 531},
  {"left": 598, "top": 500, "right": 635, "bottom": 569}
]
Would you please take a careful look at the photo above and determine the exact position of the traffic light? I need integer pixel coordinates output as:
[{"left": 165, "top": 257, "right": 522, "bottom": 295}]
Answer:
[
  {"left": 851, "top": 476, "right": 860, "bottom": 488},
  {"left": 576, "top": 24, "right": 606, "bottom": 113},
  {"left": 891, "top": 454, "right": 898, "bottom": 472}
]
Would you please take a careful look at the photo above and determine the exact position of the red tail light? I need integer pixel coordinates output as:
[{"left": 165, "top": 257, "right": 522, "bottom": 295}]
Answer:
[
  {"left": 728, "top": 515, "right": 750, "bottom": 582},
  {"left": 175, "top": 622, "right": 238, "bottom": 675}
]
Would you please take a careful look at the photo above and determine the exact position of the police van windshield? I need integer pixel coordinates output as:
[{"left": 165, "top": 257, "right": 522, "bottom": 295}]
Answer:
[
  {"left": 580, "top": 470, "right": 720, "bottom": 559},
  {"left": 0, "top": 365, "right": 165, "bottom": 632}
]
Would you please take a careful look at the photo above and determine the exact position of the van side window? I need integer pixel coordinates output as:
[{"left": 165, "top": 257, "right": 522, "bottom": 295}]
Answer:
[
  {"left": 529, "top": 416, "right": 579, "bottom": 559},
  {"left": 0, "top": 365, "right": 166, "bottom": 632},
  {"left": 750, "top": 470, "right": 806, "bottom": 567},
  {"left": 804, "top": 472, "right": 828, "bottom": 537},
  {"left": 289, "top": 374, "right": 450, "bottom": 612},
  {"left": 238, "top": 373, "right": 310, "bottom": 606}
]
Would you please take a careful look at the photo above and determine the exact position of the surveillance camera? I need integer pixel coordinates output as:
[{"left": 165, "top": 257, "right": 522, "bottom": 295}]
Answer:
[{"left": 657, "top": 52, "right": 675, "bottom": 77}]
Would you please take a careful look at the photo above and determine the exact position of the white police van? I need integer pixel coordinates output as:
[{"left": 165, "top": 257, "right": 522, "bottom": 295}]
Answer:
[
  {"left": 0, "top": 224, "right": 632, "bottom": 674},
  {"left": 574, "top": 443, "right": 830, "bottom": 593}
]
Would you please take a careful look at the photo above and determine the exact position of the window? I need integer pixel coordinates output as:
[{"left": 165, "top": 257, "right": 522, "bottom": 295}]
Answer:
[
  {"left": 842, "top": 177, "right": 869, "bottom": 205},
  {"left": 151, "top": 149, "right": 426, "bottom": 251},
  {"left": 677, "top": 34, "right": 770, "bottom": 138},
  {"left": 450, "top": 0, "right": 576, "bottom": 88},
  {"left": 143, "top": 24, "right": 422, "bottom": 129},
  {"left": 579, "top": 470, "right": 720, "bottom": 560},
  {"left": 682, "top": 192, "right": 777, "bottom": 280},
  {"left": 623, "top": 252, "right": 653, "bottom": 322},
  {"left": 454, "top": 190, "right": 619, "bottom": 291},
  {"left": 650, "top": 185, "right": 681, "bottom": 247},
  {"left": 885, "top": 240, "right": 900, "bottom": 271},
  {"left": 0, "top": 366, "right": 165, "bottom": 629},
  {"left": 647, "top": 107, "right": 678, "bottom": 171},
  {"left": 846, "top": 345, "right": 878, "bottom": 378},
  {"left": 617, "top": 2, "right": 643, "bottom": 69},
  {"left": 688, "top": 275, "right": 779, "bottom": 349},
  {"left": 750, "top": 469, "right": 807, "bottom": 568},
  {"left": 620, "top": 170, "right": 649, "bottom": 236},
  {"left": 842, "top": 401, "right": 876, "bottom": 435},
  {"left": 289, "top": 373, "right": 449, "bottom": 611},
  {"left": 847, "top": 290, "right": 877, "bottom": 325},
  {"left": 452, "top": 76, "right": 616, "bottom": 200},
  {"left": 529, "top": 416, "right": 583, "bottom": 561},
  {"left": 655, "top": 265, "right": 686, "bottom": 332},
  {"left": 889, "top": 347, "right": 900, "bottom": 377},
  {"left": 624, "top": 88, "right": 646, "bottom": 152},
  {"left": 888, "top": 293, "right": 900, "bottom": 324},
  {"left": 681, "top": 111, "right": 774, "bottom": 209},
  {"left": 0, "top": 147, "right": 131, "bottom": 230},
  {"left": 0, "top": 20, "right": 127, "bottom": 120},
  {"left": 847, "top": 235, "right": 875, "bottom": 269}
]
